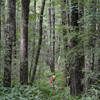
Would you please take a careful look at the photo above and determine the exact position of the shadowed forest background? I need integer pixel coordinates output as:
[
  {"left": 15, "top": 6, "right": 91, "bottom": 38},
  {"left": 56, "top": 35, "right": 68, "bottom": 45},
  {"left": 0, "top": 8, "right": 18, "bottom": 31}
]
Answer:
[{"left": 0, "top": 0, "right": 100, "bottom": 100}]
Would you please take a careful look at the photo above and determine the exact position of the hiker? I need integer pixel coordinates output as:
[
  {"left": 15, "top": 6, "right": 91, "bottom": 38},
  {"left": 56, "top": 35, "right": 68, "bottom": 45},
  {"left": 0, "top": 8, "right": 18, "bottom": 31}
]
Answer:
[{"left": 50, "top": 74, "right": 56, "bottom": 88}]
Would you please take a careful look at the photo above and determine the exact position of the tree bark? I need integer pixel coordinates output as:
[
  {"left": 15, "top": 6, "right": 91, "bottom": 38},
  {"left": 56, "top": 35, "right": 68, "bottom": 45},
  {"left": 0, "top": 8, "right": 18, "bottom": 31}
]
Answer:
[
  {"left": 20, "top": 0, "right": 30, "bottom": 84},
  {"left": 31, "top": 0, "right": 46, "bottom": 84},
  {"left": 3, "top": 0, "right": 16, "bottom": 87}
]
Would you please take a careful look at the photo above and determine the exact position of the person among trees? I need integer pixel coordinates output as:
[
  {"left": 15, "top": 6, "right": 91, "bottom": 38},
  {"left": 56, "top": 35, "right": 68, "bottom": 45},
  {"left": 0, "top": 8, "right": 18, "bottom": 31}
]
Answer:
[{"left": 50, "top": 73, "right": 56, "bottom": 88}]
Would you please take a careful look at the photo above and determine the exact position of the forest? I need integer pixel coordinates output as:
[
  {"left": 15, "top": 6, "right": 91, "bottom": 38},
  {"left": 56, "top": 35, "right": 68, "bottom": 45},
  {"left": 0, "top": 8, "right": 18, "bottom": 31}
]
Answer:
[{"left": 0, "top": 0, "right": 100, "bottom": 100}]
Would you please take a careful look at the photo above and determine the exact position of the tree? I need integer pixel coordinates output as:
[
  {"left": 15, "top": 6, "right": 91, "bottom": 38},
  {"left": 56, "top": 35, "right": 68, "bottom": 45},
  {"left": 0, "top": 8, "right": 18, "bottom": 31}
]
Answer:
[
  {"left": 11, "top": 0, "right": 16, "bottom": 81},
  {"left": 97, "top": 0, "right": 100, "bottom": 72},
  {"left": 20, "top": 0, "right": 30, "bottom": 84},
  {"left": 3, "top": 0, "right": 16, "bottom": 87},
  {"left": 49, "top": 0, "right": 55, "bottom": 73},
  {"left": 29, "top": 0, "right": 37, "bottom": 81},
  {"left": 31, "top": 0, "right": 46, "bottom": 83},
  {"left": 0, "top": 0, "right": 1, "bottom": 71},
  {"left": 69, "top": 0, "right": 83, "bottom": 96}
]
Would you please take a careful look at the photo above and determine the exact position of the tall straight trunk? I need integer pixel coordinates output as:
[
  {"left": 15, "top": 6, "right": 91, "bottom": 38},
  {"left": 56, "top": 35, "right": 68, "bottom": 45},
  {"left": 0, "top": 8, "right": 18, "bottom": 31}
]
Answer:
[
  {"left": 12, "top": 0, "right": 16, "bottom": 59},
  {"left": 29, "top": 0, "right": 36, "bottom": 81},
  {"left": 52, "top": 0, "right": 55, "bottom": 73},
  {"left": 3, "top": 0, "right": 16, "bottom": 87},
  {"left": 49, "top": 0, "right": 53, "bottom": 72},
  {"left": 20, "top": 0, "right": 30, "bottom": 84},
  {"left": 31, "top": 0, "right": 46, "bottom": 84},
  {"left": 70, "top": 1, "right": 79, "bottom": 96},
  {"left": 78, "top": 0, "right": 84, "bottom": 91},
  {"left": 11, "top": 0, "right": 16, "bottom": 81},
  {"left": 49, "top": 0, "right": 52, "bottom": 47},
  {"left": 97, "top": 0, "right": 100, "bottom": 72},
  {"left": 65, "top": 0, "right": 71, "bottom": 86},
  {"left": 0, "top": 0, "right": 1, "bottom": 71},
  {"left": 49, "top": 0, "right": 55, "bottom": 73},
  {"left": 96, "top": 1, "right": 100, "bottom": 92},
  {"left": 0, "top": 1, "right": 1, "bottom": 44},
  {"left": 12, "top": 1, "right": 16, "bottom": 59},
  {"left": 70, "top": 0, "right": 83, "bottom": 96},
  {"left": 84, "top": 0, "right": 96, "bottom": 91}
]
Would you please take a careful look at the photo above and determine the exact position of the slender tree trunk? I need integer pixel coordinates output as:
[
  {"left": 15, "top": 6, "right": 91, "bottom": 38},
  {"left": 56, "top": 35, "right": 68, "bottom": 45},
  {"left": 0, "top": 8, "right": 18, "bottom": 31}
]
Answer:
[
  {"left": 78, "top": 0, "right": 84, "bottom": 92},
  {"left": 96, "top": 1, "right": 100, "bottom": 94},
  {"left": 11, "top": 0, "right": 16, "bottom": 81},
  {"left": 3, "top": 0, "right": 16, "bottom": 87},
  {"left": 49, "top": 0, "right": 53, "bottom": 72},
  {"left": 49, "top": 0, "right": 52, "bottom": 47},
  {"left": 12, "top": 0, "right": 16, "bottom": 60},
  {"left": 97, "top": 0, "right": 100, "bottom": 72},
  {"left": 49, "top": 0, "right": 55, "bottom": 73},
  {"left": 52, "top": 0, "right": 55, "bottom": 73},
  {"left": 64, "top": 0, "right": 71, "bottom": 86},
  {"left": 0, "top": 0, "right": 1, "bottom": 72},
  {"left": 31, "top": 0, "right": 46, "bottom": 84},
  {"left": 20, "top": 0, "right": 30, "bottom": 84},
  {"left": 29, "top": 0, "right": 36, "bottom": 81}
]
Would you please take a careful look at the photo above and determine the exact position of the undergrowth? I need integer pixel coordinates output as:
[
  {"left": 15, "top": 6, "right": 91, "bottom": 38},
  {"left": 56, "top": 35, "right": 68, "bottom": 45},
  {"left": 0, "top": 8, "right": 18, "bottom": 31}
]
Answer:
[{"left": 0, "top": 70, "right": 99, "bottom": 100}]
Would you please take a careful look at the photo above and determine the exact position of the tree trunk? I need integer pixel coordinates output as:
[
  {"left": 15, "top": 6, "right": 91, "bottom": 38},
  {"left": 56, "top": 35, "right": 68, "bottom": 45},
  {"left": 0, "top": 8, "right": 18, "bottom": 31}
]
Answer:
[
  {"left": 70, "top": 0, "right": 83, "bottom": 96},
  {"left": 3, "top": 0, "right": 16, "bottom": 87},
  {"left": 96, "top": 0, "right": 100, "bottom": 93},
  {"left": 0, "top": 0, "right": 1, "bottom": 73},
  {"left": 20, "top": 0, "right": 30, "bottom": 84},
  {"left": 52, "top": 0, "right": 55, "bottom": 73},
  {"left": 29, "top": 0, "right": 36, "bottom": 81},
  {"left": 97, "top": 0, "right": 100, "bottom": 72},
  {"left": 31, "top": 0, "right": 46, "bottom": 84},
  {"left": 11, "top": 0, "right": 16, "bottom": 81},
  {"left": 78, "top": 0, "right": 84, "bottom": 92},
  {"left": 49, "top": 0, "right": 55, "bottom": 73},
  {"left": 49, "top": 0, "right": 52, "bottom": 47}
]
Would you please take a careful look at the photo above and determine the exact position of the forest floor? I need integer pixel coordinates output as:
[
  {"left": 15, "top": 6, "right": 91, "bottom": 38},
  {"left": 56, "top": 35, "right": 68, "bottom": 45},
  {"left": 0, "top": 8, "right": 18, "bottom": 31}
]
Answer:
[
  {"left": 35, "top": 69, "right": 66, "bottom": 100},
  {"left": 0, "top": 69, "right": 99, "bottom": 100},
  {"left": 0, "top": 69, "right": 68, "bottom": 100}
]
